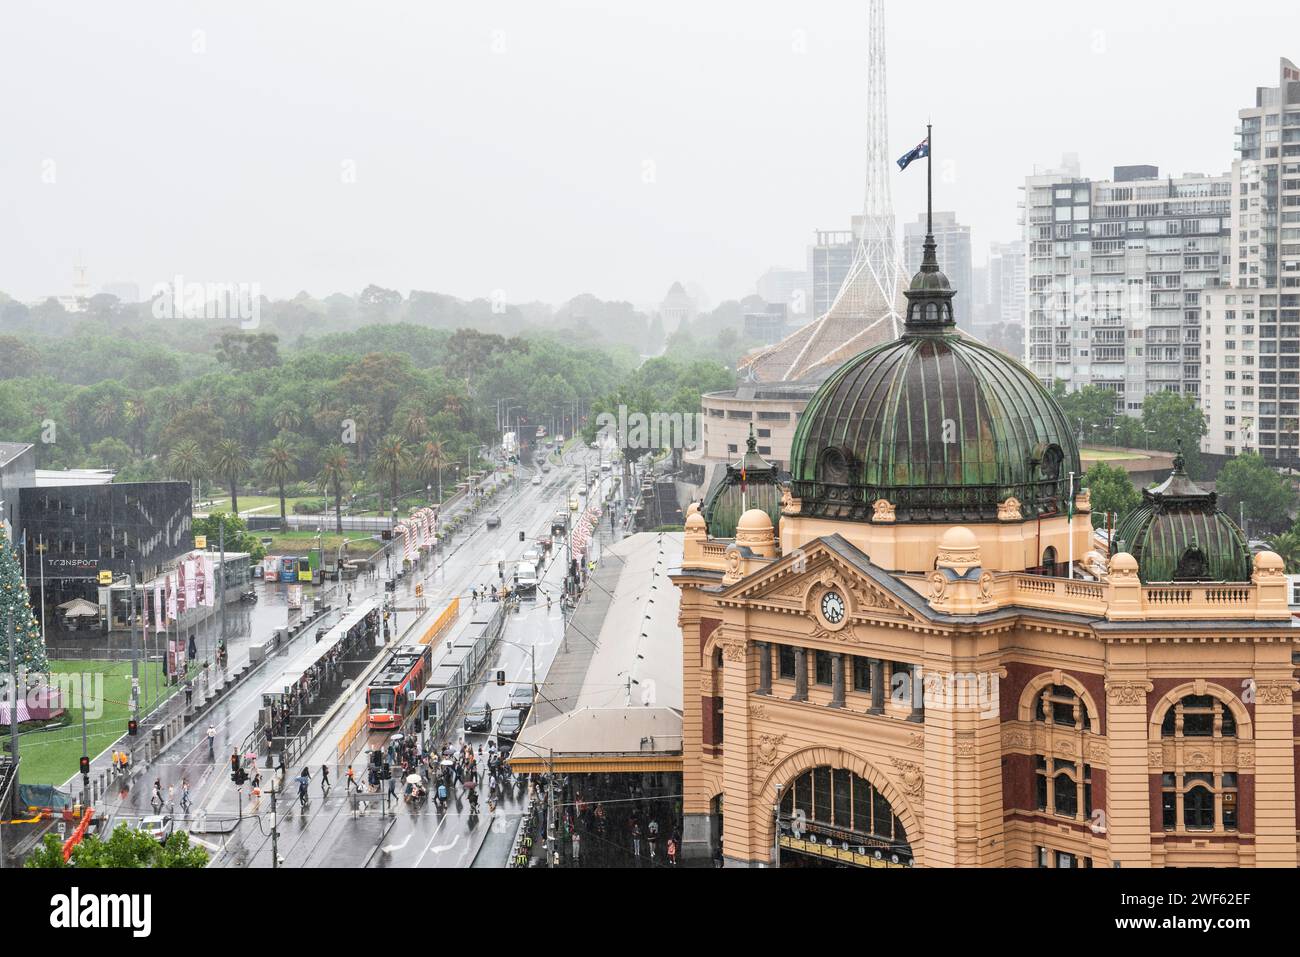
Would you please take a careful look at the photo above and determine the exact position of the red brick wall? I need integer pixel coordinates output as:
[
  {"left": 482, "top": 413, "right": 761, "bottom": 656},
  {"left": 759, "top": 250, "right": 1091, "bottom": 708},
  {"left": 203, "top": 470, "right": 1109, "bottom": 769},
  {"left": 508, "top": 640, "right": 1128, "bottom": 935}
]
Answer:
[
  {"left": 1002, "top": 753, "right": 1035, "bottom": 812},
  {"left": 1000, "top": 661, "right": 1106, "bottom": 733}
]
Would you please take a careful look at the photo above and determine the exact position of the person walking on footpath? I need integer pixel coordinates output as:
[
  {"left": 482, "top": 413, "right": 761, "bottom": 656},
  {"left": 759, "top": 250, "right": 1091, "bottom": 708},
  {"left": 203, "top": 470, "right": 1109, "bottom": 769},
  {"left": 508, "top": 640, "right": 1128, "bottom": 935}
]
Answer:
[
  {"left": 571, "top": 831, "right": 581, "bottom": 866},
  {"left": 320, "top": 764, "right": 331, "bottom": 795},
  {"left": 207, "top": 724, "right": 216, "bottom": 759},
  {"left": 667, "top": 837, "right": 677, "bottom": 866},
  {"left": 346, "top": 765, "right": 357, "bottom": 791}
]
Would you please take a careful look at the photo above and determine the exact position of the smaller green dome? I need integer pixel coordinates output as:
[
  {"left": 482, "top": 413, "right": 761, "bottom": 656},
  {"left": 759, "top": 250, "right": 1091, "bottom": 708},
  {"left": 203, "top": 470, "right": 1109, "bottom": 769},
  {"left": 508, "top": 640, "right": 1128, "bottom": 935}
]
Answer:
[
  {"left": 1113, "top": 451, "right": 1250, "bottom": 584},
  {"left": 702, "top": 426, "right": 784, "bottom": 538}
]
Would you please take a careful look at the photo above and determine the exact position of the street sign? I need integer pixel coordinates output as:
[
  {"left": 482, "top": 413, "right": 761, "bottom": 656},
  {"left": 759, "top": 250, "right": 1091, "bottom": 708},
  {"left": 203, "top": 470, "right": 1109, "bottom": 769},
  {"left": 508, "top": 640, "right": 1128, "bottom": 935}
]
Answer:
[
  {"left": 195, "top": 535, "right": 207, "bottom": 549},
  {"left": 97, "top": 570, "right": 113, "bottom": 586}
]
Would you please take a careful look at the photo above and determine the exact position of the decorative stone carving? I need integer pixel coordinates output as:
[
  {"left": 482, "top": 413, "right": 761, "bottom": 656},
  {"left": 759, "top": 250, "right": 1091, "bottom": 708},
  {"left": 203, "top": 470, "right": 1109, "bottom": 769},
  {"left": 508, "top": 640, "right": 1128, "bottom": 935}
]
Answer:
[
  {"left": 1237, "top": 748, "right": 1255, "bottom": 768},
  {"left": 755, "top": 733, "right": 787, "bottom": 769},
  {"left": 871, "top": 498, "right": 896, "bottom": 523},
  {"left": 978, "top": 570, "right": 995, "bottom": 601},
  {"left": 1053, "top": 739, "right": 1075, "bottom": 757},
  {"left": 928, "top": 571, "right": 948, "bottom": 602},
  {"left": 1186, "top": 749, "right": 1212, "bottom": 770},
  {"left": 997, "top": 497, "right": 1022, "bottom": 522},
  {"left": 1002, "top": 726, "right": 1031, "bottom": 751},
  {"left": 723, "top": 546, "right": 743, "bottom": 584},
  {"left": 1148, "top": 745, "right": 1163, "bottom": 767},
  {"left": 780, "top": 486, "right": 796, "bottom": 514},
  {"left": 907, "top": 731, "right": 925, "bottom": 749},
  {"left": 1084, "top": 737, "right": 1108, "bottom": 763},
  {"left": 722, "top": 640, "right": 747, "bottom": 663},
  {"left": 890, "top": 757, "right": 924, "bottom": 801},
  {"left": 1105, "top": 680, "right": 1151, "bottom": 705},
  {"left": 1074, "top": 488, "right": 1092, "bottom": 514},
  {"left": 954, "top": 732, "right": 976, "bottom": 758},
  {"left": 1254, "top": 680, "right": 1295, "bottom": 706},
  {"left": 750, "top": 702, "right": 769, "bottom": 721}
]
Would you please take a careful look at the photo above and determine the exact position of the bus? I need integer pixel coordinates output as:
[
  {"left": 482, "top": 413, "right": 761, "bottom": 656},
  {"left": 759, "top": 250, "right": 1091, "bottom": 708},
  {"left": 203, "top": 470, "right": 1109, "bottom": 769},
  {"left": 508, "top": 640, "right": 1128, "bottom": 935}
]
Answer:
[
  {"left": 367, "top": 642, "right": 434, "bottom": 730},
  {"left": 279, "top": 557, "right": 297, "bottom": 583}
]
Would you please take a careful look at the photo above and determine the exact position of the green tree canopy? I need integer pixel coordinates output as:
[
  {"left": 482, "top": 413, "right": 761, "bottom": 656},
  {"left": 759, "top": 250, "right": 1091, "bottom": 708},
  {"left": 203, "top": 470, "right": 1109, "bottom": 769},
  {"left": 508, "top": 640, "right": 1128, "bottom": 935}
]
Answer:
[
  {"left": 1084, "top": 462, "right": 1143, "bottom": 531},
  {"left": 1214, "top": 452, "right": 1296, "bottom": 537}
]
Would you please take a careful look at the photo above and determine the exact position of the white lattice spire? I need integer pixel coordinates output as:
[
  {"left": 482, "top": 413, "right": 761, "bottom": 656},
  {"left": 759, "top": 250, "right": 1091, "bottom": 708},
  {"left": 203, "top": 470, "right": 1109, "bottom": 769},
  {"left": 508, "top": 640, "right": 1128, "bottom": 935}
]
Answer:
[{"left": 742, "top": 0, "right": 905, "bottom": 383}]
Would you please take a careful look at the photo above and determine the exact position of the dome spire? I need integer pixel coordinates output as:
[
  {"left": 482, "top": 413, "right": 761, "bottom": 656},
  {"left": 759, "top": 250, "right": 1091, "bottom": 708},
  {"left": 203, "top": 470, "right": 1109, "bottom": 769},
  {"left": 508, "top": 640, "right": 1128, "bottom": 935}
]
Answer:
[{"left": 903, "top": 123, "right": 957, "bottom": 336}]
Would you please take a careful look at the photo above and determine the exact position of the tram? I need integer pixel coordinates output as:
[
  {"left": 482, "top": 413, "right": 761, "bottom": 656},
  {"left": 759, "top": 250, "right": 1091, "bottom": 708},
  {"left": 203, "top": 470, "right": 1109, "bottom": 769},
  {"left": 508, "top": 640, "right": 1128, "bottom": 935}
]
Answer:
[{"left": 367, "top": 642, "right": 434, "bottom": 730}]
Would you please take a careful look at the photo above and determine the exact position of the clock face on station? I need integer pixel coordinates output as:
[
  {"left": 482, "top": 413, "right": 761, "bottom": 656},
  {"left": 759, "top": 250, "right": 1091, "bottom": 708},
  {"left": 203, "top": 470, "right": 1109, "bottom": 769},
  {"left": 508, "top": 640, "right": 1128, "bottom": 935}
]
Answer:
[{"left": 820, "top": 590, "right": 846, "bottom": 625}]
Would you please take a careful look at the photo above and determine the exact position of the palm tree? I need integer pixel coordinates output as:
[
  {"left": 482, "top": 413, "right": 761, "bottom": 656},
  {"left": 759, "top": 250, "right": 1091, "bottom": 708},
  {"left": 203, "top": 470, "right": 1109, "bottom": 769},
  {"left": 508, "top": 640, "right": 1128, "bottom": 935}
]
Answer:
[
  {"left": 123, "top": 396, "right": 149, "bottom": 454},
  {"left": 273, "top": 405, "right": 303, "bottom": 434},
  {"left": 402, "top": 409, "right": 429, "bottom": 443},
  {"left": 373, "top": 434, "right": 409, "bottom": 516},
  {"left": 1267, "top": 531, "right": 1300, "bottom": 574},
  {"left": 317, "top": 444, "right": 353, "bottom": 534},
  {"left": 209, "top": 438, "right": 250, "bottom": 515},
  {"left": 166, "top": 439, "right": 207, "bottom": 503},
  {"left": 418, "top": 437, "right": 449, "bottom": 501},
  {"left": 93, "top": 396, "right": 118, "bottom": 432},
  {"left": 260, "top": 437, "right": 297, "bottom": 530}
]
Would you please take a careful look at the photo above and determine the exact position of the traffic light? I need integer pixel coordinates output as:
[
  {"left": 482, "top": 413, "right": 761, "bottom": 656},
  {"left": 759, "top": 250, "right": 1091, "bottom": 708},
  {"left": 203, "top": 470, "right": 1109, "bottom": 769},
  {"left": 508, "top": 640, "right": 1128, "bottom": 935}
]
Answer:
[
  {"left": 381, "top": 529, "right": 392, "bottom": 541},
  {"left": 519, "top": 531, "right": 525, "bottom": 542},
  {"left": 79, "top": 756, "right": 90, "bottom": 777},
  {"left": 127, "top": 719, "right": 138, "bottom": 736},
  {"left": 496, "top": 670, "right": 506, "bottom": 687}
]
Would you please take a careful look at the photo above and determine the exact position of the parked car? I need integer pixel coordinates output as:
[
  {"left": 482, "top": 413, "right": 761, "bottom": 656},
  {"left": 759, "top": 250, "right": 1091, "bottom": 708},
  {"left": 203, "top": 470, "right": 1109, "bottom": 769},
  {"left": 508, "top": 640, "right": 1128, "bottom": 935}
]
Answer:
[
  {"left": 486, "top": 514, "right": 502, "bottom": 529},
  {"left": 138, "top": 814, "right": 173, "bottom": 843},
  {"left": 463, "top": 707, "right": 491, "bottom": 733},
  {"left": 495, "top": 708, "right": 525, "bottom": 743},
  {"left": 508, "top": 687, "right": 534, "bottom": 716}
]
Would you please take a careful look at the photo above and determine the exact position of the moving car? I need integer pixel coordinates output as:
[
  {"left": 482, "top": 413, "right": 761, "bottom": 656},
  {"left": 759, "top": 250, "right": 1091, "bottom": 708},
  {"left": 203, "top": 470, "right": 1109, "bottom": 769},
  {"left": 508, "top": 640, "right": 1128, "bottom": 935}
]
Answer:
[
  {"left": 508, "top": 687, "right": 533, "bottom": 716},
  {"left": 463, "top": 707, "right": 491, "bottom": 733},
  {"left": 138, "top": 815, "right": 173, "bottom": 843},
  {"left": 495, "top": 708, "right": 525, "bottom": 744},
  {"left": 542, "top": 463, "right": 551, "bottom": 473},
  {"left": 532, "top": 474, "right": 543, "bottom": 486},
  {"left": 486, "top": 514, "right": 502, "bottom": 529}
]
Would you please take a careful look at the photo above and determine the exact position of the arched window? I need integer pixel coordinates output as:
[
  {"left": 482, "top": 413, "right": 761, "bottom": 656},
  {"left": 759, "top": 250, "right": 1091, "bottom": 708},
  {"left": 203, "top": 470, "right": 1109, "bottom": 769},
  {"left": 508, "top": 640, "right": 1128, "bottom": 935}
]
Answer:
[
  {"left": 778, "top": 766, "right": 912, "bottom": 864},
  {"left": 818, "top": 447, "right": 852, "bottom": 486},
  {"left": 1160, "top": 695, "right": 1236, "bottom": 739},
  {"left": 1156, "top": 692, "right": 1242, "bottom": 834},
  {"left": 1031, "top": 680, "right": 1096, "bottom": 822},
  {"left": 1041, "top": 546, "right": 1058, "bottom": 575},
  {"left": 1040, "top": 445, "right": 1064, "bottom": 482}
]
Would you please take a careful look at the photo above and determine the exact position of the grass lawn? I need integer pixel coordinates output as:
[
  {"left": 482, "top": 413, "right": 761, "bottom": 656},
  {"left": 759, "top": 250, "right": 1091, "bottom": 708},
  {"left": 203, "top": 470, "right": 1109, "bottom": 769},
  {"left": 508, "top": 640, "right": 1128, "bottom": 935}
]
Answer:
[
  {"left": 15, "top": 660, "right": 175, "bottom": 787},
  {"left": 201, "top": 494, "right": 319, "bottom": 515},
  {"left": 258, "top": 531, "right": 382, "bottom": 556}
]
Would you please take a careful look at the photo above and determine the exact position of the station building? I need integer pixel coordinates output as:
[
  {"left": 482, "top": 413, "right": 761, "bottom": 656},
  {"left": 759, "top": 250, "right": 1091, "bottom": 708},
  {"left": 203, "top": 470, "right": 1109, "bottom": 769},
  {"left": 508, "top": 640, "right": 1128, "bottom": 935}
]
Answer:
[{"left": 673, "top": 219, "right": 1300, "bottom": 868}]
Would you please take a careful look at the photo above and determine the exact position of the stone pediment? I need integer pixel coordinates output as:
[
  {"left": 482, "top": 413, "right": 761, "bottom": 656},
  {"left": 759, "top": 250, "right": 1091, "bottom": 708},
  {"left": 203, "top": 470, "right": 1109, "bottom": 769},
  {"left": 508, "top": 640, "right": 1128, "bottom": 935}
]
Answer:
[{"left": 718, "top": 538, "right": 918, "bottom": 623}]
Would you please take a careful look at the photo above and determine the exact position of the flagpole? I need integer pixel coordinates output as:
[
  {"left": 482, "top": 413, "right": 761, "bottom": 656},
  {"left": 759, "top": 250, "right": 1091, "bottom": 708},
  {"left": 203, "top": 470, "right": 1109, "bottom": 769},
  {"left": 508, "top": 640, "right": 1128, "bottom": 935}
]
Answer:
[{"left": 926, "top": 122, "right": 933, "bottom": 237}]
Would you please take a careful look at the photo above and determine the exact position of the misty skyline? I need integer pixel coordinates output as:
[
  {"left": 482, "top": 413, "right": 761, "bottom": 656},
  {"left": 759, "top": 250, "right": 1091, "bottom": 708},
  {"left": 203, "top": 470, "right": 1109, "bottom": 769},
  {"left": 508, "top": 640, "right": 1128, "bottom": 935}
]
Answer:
[{"left": 1, "top": 0, "right": 1291, "bottom": 309}]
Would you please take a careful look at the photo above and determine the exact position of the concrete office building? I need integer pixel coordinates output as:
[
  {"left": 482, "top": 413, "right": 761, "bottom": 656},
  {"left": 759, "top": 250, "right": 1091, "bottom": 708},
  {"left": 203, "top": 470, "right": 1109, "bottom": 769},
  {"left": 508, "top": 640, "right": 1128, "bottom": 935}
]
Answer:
[
  {"left": 1202, "top": 58, "right": 1300, "bottom": 460},
  {"left": 1023, "top": 162, "right": 1231, "bottom": 414}
]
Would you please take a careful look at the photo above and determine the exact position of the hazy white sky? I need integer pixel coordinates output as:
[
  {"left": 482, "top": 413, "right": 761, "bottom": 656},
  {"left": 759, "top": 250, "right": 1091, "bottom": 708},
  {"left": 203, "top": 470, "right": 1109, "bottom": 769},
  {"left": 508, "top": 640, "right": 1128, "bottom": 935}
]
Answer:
[{"left": 1, "top": 1, "right": 1293, "bottom": 309}]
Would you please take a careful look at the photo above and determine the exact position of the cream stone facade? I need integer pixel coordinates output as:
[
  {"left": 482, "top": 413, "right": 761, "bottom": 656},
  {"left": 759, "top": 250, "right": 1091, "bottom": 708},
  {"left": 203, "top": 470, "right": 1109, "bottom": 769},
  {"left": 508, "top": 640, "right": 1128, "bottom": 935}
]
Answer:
[
  {"left": 675, "top": 505, "right": 1298, "bottom": 868},
  {"left": 673, "top": 191, "right": 1300, "bottom": 869}
]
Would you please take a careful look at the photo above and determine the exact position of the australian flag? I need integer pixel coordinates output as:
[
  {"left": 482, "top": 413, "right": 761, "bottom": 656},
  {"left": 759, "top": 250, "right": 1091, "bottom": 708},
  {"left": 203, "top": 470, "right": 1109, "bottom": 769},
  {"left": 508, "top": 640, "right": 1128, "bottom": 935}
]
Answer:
[{"left": 897, "top": 136, "right": 930, "bottom": 172}]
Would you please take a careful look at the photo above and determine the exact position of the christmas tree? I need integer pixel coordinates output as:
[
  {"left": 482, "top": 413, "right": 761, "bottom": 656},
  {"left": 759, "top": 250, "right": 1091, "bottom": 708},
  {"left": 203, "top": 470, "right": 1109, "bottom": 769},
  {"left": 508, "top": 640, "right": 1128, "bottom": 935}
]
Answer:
[{"left": 0, "top": 528, "right": 48, "bottom": 675}]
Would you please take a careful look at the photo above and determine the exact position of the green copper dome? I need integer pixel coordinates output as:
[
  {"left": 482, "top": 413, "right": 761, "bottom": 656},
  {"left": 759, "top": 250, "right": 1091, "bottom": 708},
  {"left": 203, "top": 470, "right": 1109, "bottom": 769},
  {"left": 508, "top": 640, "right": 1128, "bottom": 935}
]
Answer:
[
  {"left": 1113, "top": 451, "right": 1250, "bottom": 584},
  {"left": 703, "top": 426, "right": 784, "bottom": 538},
  {"left": 788, "top": 231, "right": 1081, "bottom": 524}
]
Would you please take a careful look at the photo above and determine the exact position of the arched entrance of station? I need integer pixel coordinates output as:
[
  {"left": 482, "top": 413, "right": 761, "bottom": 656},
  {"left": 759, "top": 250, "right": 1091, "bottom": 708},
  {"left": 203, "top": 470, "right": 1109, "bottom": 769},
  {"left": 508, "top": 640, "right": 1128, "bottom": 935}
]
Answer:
[{"left": 774, "top": 764, "right": 914, "bottom": 868}]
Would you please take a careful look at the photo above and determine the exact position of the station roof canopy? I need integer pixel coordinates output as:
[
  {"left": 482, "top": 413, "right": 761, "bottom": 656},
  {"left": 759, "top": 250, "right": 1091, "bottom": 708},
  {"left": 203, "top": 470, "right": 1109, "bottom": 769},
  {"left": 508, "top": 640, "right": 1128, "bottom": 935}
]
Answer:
[{"left": 509, "top": 532, "right": 684, "bottom": 774}]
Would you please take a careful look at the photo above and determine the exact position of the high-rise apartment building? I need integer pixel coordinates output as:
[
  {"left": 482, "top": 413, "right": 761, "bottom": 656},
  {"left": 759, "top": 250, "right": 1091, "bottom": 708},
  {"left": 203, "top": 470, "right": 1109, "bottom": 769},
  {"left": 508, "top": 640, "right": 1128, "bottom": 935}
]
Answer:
[
  {"left": 1023, "top": 162, "right": 1230, "bottom": 414},
  {"left": 903, "top": 211, "right": 972, "bottom": 332},
  {"left": 1202, "top": 58, "right": 1300, "bottom": 460}
]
